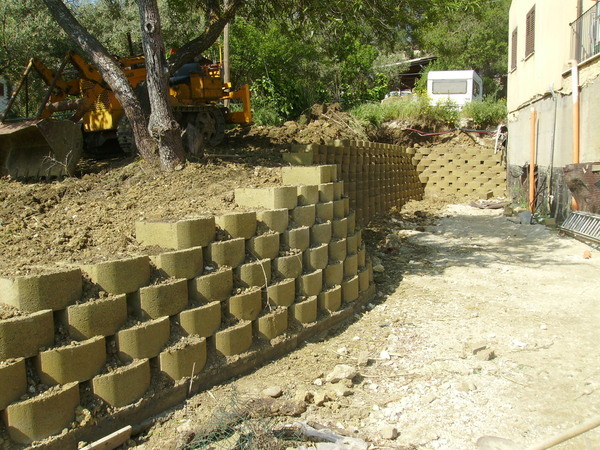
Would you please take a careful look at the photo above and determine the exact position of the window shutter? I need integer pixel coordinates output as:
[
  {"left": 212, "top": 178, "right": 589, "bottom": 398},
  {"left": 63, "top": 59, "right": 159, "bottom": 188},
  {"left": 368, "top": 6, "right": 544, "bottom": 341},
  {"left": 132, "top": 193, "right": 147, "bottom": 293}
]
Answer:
[
  {"left": 511, "top": 28, "right": 518, "bottom": 70},
  {"left": 525, "top": 6, "right": 535, "bottom": 57}
]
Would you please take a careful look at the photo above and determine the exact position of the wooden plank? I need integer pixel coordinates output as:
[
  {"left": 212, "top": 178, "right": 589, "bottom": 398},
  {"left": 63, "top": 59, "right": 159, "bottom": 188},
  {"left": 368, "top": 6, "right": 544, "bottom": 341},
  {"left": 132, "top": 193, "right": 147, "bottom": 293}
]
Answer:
[{"left": 80, "top": 425, "right": 132, "bottom": 450}]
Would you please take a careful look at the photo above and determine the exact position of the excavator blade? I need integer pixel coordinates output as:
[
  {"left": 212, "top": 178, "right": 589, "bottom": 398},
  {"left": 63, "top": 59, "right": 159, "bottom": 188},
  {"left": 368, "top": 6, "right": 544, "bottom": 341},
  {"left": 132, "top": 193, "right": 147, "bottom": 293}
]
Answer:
[{"left": 0, "top": 119, "right": 83, "bottom": 178}]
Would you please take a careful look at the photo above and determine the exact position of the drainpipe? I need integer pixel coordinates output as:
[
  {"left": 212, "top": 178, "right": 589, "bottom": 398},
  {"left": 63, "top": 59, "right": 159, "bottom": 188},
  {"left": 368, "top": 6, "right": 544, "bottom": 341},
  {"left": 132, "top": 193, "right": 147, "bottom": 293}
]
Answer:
[
  {"left": 569, "top": 59, "right": 580, "bottom": 210},
  {"left": 529, "top": 107, "right": 537, "bottom": 213}
]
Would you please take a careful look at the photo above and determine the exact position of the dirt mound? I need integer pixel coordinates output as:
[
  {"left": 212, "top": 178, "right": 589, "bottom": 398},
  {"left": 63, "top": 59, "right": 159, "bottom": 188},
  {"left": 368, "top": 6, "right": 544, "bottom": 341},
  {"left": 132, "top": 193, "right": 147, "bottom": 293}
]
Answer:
[
  {"left": 0, "top": 157, "right": 282, "bottom": 277},
  {"left": 229, "top": 103, "right": 368, "bottom": 147}
]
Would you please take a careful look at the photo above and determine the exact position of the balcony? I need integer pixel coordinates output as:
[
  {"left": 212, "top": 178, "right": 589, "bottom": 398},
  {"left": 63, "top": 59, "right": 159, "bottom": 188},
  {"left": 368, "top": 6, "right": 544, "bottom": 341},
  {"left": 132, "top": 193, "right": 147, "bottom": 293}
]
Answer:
[{"left": 571, "top": 3, "right": 600, "bottom": 62}]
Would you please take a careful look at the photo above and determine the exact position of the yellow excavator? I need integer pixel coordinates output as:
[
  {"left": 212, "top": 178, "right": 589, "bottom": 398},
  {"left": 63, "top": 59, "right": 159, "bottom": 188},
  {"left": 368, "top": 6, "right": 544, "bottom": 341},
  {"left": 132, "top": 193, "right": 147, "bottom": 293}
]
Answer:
[{"left": 0, "top": 50, "right": 252, "bottom": 178}]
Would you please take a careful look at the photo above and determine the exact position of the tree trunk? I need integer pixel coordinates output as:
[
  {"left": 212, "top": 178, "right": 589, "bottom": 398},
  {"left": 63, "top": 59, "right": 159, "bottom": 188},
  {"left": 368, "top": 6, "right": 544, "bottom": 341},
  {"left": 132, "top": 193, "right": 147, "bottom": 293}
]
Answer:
[
  {"left": 137, "top": 0, "right": 186, "bottom": 171},
  {"left": 42, "top": 0, "right": 160, "bottom": 167}
]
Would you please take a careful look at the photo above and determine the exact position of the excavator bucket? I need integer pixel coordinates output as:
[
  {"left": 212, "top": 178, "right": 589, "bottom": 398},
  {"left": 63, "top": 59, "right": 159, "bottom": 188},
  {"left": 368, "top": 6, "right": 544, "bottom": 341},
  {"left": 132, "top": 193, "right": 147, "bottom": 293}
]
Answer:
[{"left": 0, "top": 119, "right": 82, "bottom": 178}]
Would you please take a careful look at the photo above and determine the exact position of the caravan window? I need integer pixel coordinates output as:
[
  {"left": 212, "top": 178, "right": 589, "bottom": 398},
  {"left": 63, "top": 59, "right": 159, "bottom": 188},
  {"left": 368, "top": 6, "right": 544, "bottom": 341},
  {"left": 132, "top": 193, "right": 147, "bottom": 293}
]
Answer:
[{"left": 431, "top": 80, "right": 467, "bottom": 94}]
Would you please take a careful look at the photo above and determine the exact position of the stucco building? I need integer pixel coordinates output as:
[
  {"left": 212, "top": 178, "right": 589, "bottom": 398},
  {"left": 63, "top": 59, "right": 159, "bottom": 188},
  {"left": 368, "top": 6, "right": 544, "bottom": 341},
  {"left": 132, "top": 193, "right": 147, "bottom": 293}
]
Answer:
[{"left": 507, "top": 0, "right": 600, "bottom": 220}]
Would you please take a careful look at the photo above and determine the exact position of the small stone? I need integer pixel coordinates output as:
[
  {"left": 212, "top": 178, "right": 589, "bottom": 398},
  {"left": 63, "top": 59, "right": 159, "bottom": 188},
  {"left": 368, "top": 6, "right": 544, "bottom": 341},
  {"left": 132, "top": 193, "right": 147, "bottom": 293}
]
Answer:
[
  {"left": 380, "top": 350, "right": 391, "bottom": 360},
  {"left": 325, "top": 364, "right": 357, "bottom": 383},
  {"left": 262, "top": 386, "right": 283, "bottom": 398},
  {"left": 373, "top": 264, "right": 385, "bottom": 273},
  {"left": 313, "top": 391, "right": 329, "bottom": 406},
  {"left": 380, "top": 425, "right": 399, "bottom": 440},
  {"left": 314, "top": 378, "right": 323, "bottom": 386},
  {"left": 327, "top": 384, "right": 353, "bottom": 398},
  {"left": 294, "top": 390, "right": 313, "bottom": 403},
  {"left": 583, "top": 250, "right": 592, "bottom": 259},
  {"left": 357, "top": 351, "right": 371, "bottom": 367},
  {"left": 469, "top": 341, "right": 488, "bottom": 355},
  {"left": 422, "top": 393, "right": 436, "bottom": 404},
  {"left": 475, "top": 349, "right": 496, "bottom": 361}
]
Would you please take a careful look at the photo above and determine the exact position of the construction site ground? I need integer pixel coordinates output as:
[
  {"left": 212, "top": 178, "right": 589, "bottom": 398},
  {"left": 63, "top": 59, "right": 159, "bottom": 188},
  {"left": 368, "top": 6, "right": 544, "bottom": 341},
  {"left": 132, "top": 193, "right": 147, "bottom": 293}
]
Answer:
[{"left": 0, "top": 119, "right": 599, "bottom": 448}]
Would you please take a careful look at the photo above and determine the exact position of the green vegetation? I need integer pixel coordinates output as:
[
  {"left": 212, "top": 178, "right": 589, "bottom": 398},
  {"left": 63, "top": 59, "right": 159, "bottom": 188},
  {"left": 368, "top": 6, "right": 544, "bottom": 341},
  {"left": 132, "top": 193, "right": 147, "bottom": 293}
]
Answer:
[{"left": 350, "top": 96, "right": 506, "bottom": 129}]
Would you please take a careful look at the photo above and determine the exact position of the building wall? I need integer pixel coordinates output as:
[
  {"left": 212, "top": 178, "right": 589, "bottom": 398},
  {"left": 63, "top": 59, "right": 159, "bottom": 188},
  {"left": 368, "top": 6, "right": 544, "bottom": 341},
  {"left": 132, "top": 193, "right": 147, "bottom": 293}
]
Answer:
[{"left": 507, "top": 0, "right": 600, "bottom": 219}]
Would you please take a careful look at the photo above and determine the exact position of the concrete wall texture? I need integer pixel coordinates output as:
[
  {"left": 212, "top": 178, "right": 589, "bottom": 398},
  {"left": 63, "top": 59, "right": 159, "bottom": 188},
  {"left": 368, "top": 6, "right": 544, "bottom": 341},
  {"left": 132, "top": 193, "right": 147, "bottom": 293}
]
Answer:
[{"left": 0, "top": 164, "right": 378, "bottom": 446}]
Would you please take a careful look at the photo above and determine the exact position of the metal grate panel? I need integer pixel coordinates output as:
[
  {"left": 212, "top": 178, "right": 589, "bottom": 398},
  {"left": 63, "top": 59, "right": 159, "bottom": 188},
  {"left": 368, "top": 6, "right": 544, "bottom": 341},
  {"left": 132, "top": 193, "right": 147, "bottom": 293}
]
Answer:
[{"left": 560, "top": 211, "right": 600, "bottom": 244}]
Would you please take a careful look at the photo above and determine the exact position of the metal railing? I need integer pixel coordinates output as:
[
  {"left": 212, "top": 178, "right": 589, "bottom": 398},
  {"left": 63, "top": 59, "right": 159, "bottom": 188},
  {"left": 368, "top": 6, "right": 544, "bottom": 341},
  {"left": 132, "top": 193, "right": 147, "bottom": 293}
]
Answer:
[{"left": 571, "top": 3, "right": 600, "bottom": 62}]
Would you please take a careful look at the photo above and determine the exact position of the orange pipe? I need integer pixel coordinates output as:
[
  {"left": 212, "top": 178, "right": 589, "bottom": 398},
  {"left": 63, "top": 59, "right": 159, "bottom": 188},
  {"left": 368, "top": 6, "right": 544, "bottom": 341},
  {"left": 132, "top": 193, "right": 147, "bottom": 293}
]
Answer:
[
  {"left": 529, "top": 108, "right": 537, "bottom": 212},
  {"left": 570, "top": 60, "right": 580, "bottom": 210}
]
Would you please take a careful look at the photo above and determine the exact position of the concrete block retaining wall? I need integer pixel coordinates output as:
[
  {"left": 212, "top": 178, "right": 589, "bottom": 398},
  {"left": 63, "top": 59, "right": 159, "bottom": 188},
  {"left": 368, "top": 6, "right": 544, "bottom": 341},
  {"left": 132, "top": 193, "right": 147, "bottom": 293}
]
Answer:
[
  {"left": 0, "top": 164, "right": 374, "bottom": 447},
  {"left": 284, "top": 139, "right": 506, "bottom": 223}
]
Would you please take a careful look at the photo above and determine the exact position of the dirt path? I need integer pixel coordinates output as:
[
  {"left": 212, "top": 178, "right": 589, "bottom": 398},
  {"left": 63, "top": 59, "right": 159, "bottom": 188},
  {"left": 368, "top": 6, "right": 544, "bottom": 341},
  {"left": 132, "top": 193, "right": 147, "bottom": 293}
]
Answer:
[{"left": 134, "top": 202, "right": 600, "bottom": 450}]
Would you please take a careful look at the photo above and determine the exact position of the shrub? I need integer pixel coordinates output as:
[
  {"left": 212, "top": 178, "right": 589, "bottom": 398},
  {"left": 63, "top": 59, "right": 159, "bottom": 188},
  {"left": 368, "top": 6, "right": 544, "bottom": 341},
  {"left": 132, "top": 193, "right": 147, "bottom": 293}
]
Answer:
[{"left": 462, "top": 98, "right": 507, "bottom": 128}]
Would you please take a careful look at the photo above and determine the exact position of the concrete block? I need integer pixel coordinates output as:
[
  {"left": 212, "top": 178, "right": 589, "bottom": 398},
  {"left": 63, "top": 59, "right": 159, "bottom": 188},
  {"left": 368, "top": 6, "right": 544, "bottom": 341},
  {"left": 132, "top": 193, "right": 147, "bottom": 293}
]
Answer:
[
  {"left": 318, "top": 286, "right": 342, "bottom": 312},
  {"left": 297, "top": 185, "right": 319, "bottom": 205},
  {"left": 316, "top": 202, "right": 334, "bottom": 221},
  {"left": 324, "top": 261, "right": 344, "bottom": 288},
  {"left": 342, "top": 276, "right": 359, "bottom": 303},
  {"left": 344, "top": 254, "right": 359, "bottom": 278},
  {"left": 247, "top": 233, "right": 280, "bottom": 260},
  {"left": 332, "top": 199, "right": 345, "bottom": 219},
  {"left": 0, "top": 268, "right": 82, "bottom": 313},
  {"left": 319, "top": 183, "right": 335, "bottom": 202},
  {"left": 36, "top": 336, "right": 106, "bottom": 385},
  {"left": 236, "top": 259, "right": 271, "bottom": 288},
  {"left": 150, "top": 246, "right": 203, "bottom": 280},
  {"left": 206, "top": 237, "right": 246, "bottom": 269},
  {"left": 0, "top": 358, "right": 26, "bottom": 411},
  {"left": 297, "top": 270, "right": 323, "bottom": 297},
  {"left": 333, "top": 181, "right": 344, "bottom": 200},
  {"left": 135, "top": 217, "right": 215, "bottom": 249},
  {"left": 291, "top": 204, "right": 316, "bottom": 227},
  {"left": 273, "top": 254, "right": 303, "bottom": 279},
  {"left": 327, "top": 164, "right": 338, "bottom": 181},
  {"left": 282, "top": 226, "right": 310, "bottom": 252},
  {"left": 291, "top": 296, "right": 318, "bottom": 323},
  {"left": 178, "top": 301, "right": 221, "bottom": 337},
  {"left": 215, "top": 212, "right": 257, "bottom": 239},
  {"left": 3, "top": 381, "right": 79, "bottom": 444},
  {"left": 189, "top": 268, "right": 233, "bottom": 303},
  {"left": 82, "top": 256, "right": 150, "bottom": 295},
  {"left": 283, "top": 151, "right": 314, "bottom": 166},
  {"left": 228, "top": 288, "right": 262, "bottom": 321},
  {"left": 159, "top": 337, "right": 206, "bottom": 381},
  {"left": 303, "top": 244, "right": 329, "bottom": 271},
  {"left": 0, "top": 310, "right": 54, "bottom": 360},
  {"left": 267, "top": 279, "right": 296, "bottom": 307},
  {"left": 358, "top": 268, "right": 370, "bottom": 292},
  {"left": 116, "top": 317, "right": 170, "bottom": 362},
  {"left": 214, "top": 321, "right": 253, "bottom": 356},
  {"left": 133, "top": 278, "right": 188, "bottom": 319},
  {"left": 257, "top": 308, "right": 288, "bottom": 340},
  {"left": 282, "top": 166, "right": 332, "bottom": 185},
  {"left": 234, "top": 186, "right": 298, "bottom": 210},
  {"left": 358, "top": 246, "right": 366, "bottom": 267},
  {"left": 257, "top": 209, "right": 288, "bottom": 233},
  {"left": 347, "top": 212, "right": 356, "bottom": 235},
  {"left": 92, "top": 359, "right": 150, "bottom": 408},
  {"left": 62, "top": 295, "right": 127, "bottom": 340},
  {"left": 328, "top": 238, "right": 347, "bottom": 262},
  {"left": 346, "top": 232, "right": 360, "bottom": 254},
  {"left": 332, "top": 218, "right": 348, "bottom": 239},
  {"left": 310, "top": 222, "right": 332, "bottom": 245}
]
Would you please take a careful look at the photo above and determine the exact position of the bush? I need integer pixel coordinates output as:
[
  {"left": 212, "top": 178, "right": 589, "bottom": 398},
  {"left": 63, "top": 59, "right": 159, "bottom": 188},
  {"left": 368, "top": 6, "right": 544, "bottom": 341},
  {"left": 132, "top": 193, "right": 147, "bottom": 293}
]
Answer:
[{"left": 462, "top": 98, "right": 507, "bottom": 128}]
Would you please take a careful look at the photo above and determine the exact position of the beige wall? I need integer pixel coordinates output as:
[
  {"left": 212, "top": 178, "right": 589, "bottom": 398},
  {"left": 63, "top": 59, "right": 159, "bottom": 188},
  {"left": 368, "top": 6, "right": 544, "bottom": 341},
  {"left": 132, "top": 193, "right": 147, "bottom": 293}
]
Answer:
[{"left": 507, "top": 0, "right": 597, "bottom": 112}]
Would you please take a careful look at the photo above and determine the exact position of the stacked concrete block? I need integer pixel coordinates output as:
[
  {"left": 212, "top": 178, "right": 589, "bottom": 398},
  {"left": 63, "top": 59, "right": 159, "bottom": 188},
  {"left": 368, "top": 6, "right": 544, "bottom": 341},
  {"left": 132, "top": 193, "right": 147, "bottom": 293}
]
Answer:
[
  {"left": 234, "top": 186, "right": 298, "bottom": 210},
  {"left": 91, "top": 359, "right": 150, "bottom": 408},
  {"left": 414, "top": 145, "right": 506, "bottom": 199},
  {"left": 159, "top": 337, "right": 206, "bottom": 381},
  {"left": 283, "top": 141, "right": 424, "bottom": 224},
  {"left": 0, "top": 163, "right": 377, "bottom": 447}
]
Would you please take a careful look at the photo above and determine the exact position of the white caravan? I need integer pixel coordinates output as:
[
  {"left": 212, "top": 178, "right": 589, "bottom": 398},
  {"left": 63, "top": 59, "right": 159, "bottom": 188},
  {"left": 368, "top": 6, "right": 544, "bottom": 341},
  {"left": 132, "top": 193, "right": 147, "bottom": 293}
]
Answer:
[{"left": 427, "top": 70, "right": 483, "bottom": 108}]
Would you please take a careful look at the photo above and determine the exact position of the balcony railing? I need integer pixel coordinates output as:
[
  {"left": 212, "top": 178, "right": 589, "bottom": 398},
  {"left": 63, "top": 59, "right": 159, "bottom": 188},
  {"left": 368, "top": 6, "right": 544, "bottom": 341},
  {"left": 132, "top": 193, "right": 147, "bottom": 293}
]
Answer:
[{"left": 571, "top": 3, "right": 600, "bottom": 62}]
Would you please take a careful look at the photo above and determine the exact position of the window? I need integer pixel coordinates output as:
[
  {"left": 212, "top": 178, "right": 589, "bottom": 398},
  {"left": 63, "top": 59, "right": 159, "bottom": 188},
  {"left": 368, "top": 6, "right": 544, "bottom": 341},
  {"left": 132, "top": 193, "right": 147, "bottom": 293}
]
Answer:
[
  {"left": 432, "top": 80, "right": 468, "bottom": 95},
  {"left": 511, "top": 28, "right": 518, "bottom": 70},
  {"left": 525, "top": 6, "right": 535, "bottom": 57}
]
